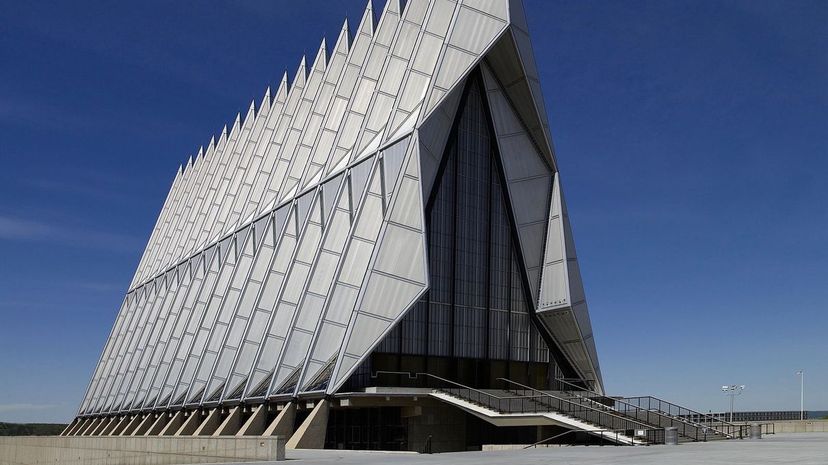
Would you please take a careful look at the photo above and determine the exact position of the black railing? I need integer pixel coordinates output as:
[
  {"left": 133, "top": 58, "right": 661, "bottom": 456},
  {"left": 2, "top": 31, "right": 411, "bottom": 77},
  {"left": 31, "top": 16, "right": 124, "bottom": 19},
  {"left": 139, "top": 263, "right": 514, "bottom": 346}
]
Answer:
[
  {"left": 618, "top": 395, "right": 749, "bottom": 439},
  {"left": 499, "top": 378, "right": 721, "bottom": 443},
  {"left": 706, "top": 411, "right": 805, "bottom": 422},
  {"left": 553, "top": 377, "right": 749, "bottom": 440},
  {"left": 371, "top": 371, "right": 661, "bottom": 445},
  {"left": 754, "top": 423, "right": 775, "bottom": 435}
]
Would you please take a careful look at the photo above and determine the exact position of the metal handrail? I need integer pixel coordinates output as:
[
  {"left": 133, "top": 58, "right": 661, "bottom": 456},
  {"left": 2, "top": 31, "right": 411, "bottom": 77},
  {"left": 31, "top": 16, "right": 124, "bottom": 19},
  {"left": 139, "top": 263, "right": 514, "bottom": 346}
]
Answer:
[
  {"left": 374, "top": 371, "right": 654, "bottom": 429},
  {"left": 554, "top": 377, "right": 742, "bottom": 439},
  {"left": 498, "top": 377, "right": 716, "bottom": 442},
  {"left": 372, "top": 370, "right": 502, "bottom": 401},
  {"left": 372, "top": 370, "right": 659, "bottom": 444},
  {"left": 618, "top": 396, "right": 749, "bottom": 438},
  {"left": 557, "top": 377, "right": 737, "bottom": 427},
  {"left": 619, "top": 395, "right": 739, "bottom": 426}
]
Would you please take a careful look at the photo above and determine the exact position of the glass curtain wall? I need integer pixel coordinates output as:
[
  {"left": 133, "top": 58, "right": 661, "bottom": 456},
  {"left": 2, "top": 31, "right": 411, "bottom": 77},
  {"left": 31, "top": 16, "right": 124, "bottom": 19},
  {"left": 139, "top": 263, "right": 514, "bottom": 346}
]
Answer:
[{"left": 356, "top": 71, "right": 574, "bottom": 390}]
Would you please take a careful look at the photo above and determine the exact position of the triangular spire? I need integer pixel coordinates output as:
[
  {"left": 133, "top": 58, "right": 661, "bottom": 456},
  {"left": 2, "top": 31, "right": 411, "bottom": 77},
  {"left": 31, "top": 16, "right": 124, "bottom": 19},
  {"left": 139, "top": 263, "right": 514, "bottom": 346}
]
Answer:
[
  {"left": 260, "top": 86, "right": 272, "bottom": 114},
  {"left": 292, "top": 55, "right": 307, "bottom": 89},
  {"left": 358, "top": 0, "right": 375, "bottom": 36},
  {"left": 194, "top": 146, "right": 204, "bottom": 166},
  {"left": 216, "top": 124, "right": 229, "bottom": 151},
  {"left": 228, "top": 113, "right": 242, "bottom": 140},
  {"left": 334, "top": 19, "right": 350, "bottom": 55},
  {"left": 244, "top": 100, "right": 256, "bottom": 123},
  {"left": 204, "top": 137, "right": 215, "bottom": 162},
  {"left": 311, "top": 38, "right": 327, "bottom": 73},
  {"left": 275, "top": 72, "right": 289, "bottom": 104}
]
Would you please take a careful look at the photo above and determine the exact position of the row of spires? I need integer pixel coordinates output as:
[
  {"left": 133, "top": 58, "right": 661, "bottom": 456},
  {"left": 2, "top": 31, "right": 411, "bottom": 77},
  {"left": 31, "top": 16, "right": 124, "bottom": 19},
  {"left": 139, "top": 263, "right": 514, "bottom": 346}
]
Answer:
[
  {"left": 133, "top": 0, "right": 418, "bottom": 289},
  {"left": 174, "top": 0, "right": 410, "bottom": 180}
]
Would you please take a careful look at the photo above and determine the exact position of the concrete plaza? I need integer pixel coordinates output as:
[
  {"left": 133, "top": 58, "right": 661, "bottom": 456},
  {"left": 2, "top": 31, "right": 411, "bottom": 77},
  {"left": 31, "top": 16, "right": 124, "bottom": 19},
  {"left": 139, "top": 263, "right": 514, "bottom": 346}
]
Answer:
[{"left": 264, "top": 433, "right": 828, "bottom": 465}]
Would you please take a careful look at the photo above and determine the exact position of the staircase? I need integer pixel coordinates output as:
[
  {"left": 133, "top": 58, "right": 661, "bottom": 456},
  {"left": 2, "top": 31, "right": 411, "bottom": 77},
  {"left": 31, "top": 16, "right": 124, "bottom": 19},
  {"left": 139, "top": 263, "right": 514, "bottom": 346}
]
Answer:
[
  {"left": 369, "top": 372, "right": 656, "bottom": 445},
  {"left": 614, "top": 395, "right": 748, "bottom": 440},
  {"left": 370, "top": 371, "right": 748, "bottom": 445},
  {"left": 430, "top": 388, "right": 649, "bottom": 445},
  {"left": 548, "top": 378, "right": 748, "bottom": 442}
]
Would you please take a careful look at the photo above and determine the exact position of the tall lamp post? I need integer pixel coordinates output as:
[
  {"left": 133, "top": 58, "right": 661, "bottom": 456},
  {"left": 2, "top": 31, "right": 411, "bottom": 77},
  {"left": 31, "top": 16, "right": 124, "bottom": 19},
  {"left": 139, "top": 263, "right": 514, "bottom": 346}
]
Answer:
[
  {"left": 796, "top": 370, "right": 805, "bottom": 421},
  {"left": 721, "top": 384, "right": 745, "bottom": 423}
]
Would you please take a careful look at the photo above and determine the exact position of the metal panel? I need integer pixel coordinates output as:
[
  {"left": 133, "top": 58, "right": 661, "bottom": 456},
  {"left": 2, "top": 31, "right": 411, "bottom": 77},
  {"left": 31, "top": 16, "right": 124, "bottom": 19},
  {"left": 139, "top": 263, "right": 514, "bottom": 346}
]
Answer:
[
  {"left": 134, "top": 260, "right": 195, "bottom": 409},
  {"left": 146, "top": 252, "right": 209, "bottom": 409},
  {"left": 467, "top": 0, "right": 508, "bottom": 20},
  {"left": 447, "top": 6, "right": 506, "bottom": 55},
  {"left": 389, "top": 177, "right": 423, "bottom": 231},
  {"left": 536, "top": 173, "right": 603, "bottom": 392},
  {"left": 482, "top": 61, "right": 552, "bottom": 304},
  {"left": 80, "top": 292, "right": 138, "bottom": 413},
  {"left": 424, "top": 0, "right": 456, "bottom": 36},
  {"left": 212, "top": 212, "right": 288, "bottom": 402},
  {"left": 238, "top": 188, "right": 324, "bottom": 399},
  {"left": 176, "top": 235, "right": 242, "bottom": 406},
  {"left": 121, "top": 271, "right": 180, "bottom": 411},
  {"left": 373, "top": 226, "right": 425, "bottom": 281},
  {"left": 158, "top": 243, "right": 223, "bottom": 408},
  {"left": 482, "top": 32, "right": 556, "bottom": 166},
  {"left": 374, "top": 0, "right": 401, "bottom": 47},
  {"left": 188, "top": 225, "right": 260, "bottom": 404},
  {"left": 101, "top": 278, "right": 164, "bottom": 413},
  {"left": 327, "top": 145, "right": 428, "bottom": 393}
]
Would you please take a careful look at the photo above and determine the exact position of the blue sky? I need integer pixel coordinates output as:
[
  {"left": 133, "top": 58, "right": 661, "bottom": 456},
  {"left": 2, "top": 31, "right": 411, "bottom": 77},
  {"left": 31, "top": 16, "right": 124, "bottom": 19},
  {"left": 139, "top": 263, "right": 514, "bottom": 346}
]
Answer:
[{"left": 0, "top": 0, "right": 825, "bottom": 423}]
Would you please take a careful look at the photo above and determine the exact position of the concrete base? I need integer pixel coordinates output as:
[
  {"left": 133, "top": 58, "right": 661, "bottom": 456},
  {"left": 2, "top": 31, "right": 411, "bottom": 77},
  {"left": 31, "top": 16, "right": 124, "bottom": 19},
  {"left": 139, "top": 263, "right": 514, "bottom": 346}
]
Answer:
[
  {"left": 109, "top": 415, "right": 133, "bottom": 436},
  {"left": 78, "top": 418, "right": 100, "bottom": 436},
  {"left": 193, "top": 408, "right": 222, "bottom": 436},
  {"left": 146, "top": 412, "right": 171, "bottom": 436},
  {"left": 88, "top": 418, "right": 110, "bottom": 436},
  {"left": 0, "top": 436, "right": 285, "bottom": 464},
  {"left": 119, "top": 413, "right": 145, "bottom": 435},
  {"left": 62, "top": 419, "right": 84, "bottom": 436},
  {"left": 237, "top": 405, "right": 267, "bottom": 436},
  {"left": 175, "top": 410, "right": 203, "bottom": 436},
  {"left": 263, "top": 402, "right": 296, "bottom": 439},
  {"left": 214, "top": 406, "right": 242, "bottom": 436},
  {"left": 161, "top": 410, "right": 185, "bottom": 436},
  {"left": 131, "top": 412, "right": 157, "bottom": 436},
  {"left": 101, "top": 416, "right": 121, "bottom": 436},
  {"left": 286, "top": 400, "right": 329, "bottom": 449},
  {"left": 61, "top": 419, "right": 78, "bottom": 436}
]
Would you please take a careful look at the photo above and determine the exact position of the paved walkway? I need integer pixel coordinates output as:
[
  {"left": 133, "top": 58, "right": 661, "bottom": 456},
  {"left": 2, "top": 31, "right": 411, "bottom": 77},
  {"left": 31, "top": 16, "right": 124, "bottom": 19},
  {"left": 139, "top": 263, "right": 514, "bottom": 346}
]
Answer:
[{"left": 229, "top": 433, "right": 828, "bottom": 465}]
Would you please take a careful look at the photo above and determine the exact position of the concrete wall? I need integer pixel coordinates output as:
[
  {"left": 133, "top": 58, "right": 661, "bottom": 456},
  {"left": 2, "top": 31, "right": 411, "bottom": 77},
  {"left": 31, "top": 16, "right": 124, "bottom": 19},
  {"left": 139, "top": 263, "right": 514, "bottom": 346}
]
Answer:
[
  {"left": 766, "top": 420, "right": 828, "bottom": 433},
  {"left": 0, "top": 435, "right": 285, "bottom": 465}
]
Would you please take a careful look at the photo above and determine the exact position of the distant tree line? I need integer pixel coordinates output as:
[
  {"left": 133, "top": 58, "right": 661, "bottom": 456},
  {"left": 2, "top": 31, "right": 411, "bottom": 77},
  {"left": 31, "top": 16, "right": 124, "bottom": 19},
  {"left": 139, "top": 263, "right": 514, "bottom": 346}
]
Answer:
[{"left": 0, "top": 422, "right": 67, "bottom": 436}]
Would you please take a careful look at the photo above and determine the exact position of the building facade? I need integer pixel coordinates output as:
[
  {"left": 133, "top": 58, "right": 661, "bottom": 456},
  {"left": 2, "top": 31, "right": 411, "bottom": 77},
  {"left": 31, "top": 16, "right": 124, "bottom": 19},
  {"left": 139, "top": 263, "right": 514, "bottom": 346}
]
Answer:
[{"left": 66, "top": 0, "right": 603, "bottom": 451}]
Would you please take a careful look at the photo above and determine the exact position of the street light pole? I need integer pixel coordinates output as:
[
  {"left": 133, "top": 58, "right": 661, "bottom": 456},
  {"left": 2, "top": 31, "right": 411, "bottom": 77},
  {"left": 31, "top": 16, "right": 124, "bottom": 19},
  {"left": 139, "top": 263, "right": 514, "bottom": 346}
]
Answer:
[
  {"left": 730, "top": 393, "right": 735, "bottom": 423},
  {"left": 796, "top": 370, "right": 804, "bottom": 421},
  {"left": 721, "top": 385, "right": 745, "bottom": 423}
]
